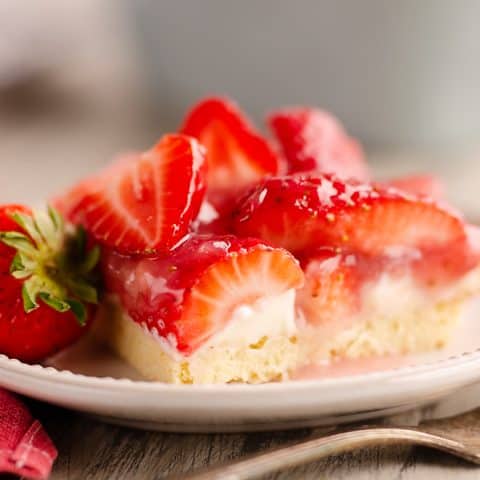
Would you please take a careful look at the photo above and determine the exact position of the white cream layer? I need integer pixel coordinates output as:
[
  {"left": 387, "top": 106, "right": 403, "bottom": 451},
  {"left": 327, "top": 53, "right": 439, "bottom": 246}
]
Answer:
[
  {"left": 361, "top": 274, "right": 431, "bottom": 318},
  {"left": 362, "top": 267, "right": 480, "bottom": 318},
  {"left": 301, "top": 267, "right": 480, "bottom": 343},
  {"left": 119, "top": 289, "right": 297, "bottom": 361}
]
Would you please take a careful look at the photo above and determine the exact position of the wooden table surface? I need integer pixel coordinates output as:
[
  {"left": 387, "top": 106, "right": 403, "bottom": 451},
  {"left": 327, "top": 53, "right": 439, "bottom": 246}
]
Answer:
[
  {"left": 2, "top": 4, "right": 480, "bottom": 479},
  {"left": 26, "top": 398, "right": 480, "bottom": 480}
]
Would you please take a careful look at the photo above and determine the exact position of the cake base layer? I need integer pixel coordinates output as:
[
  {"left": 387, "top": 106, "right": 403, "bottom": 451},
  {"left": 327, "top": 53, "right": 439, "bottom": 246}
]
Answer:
[
  {"left": 305, "top": 299, "right": 463, "bottom": 364},
  {"left": 94, "top": 265, "right": 480, "bottom": 384},
  {"left": 95, "top": 302, "right": 301, "bottom": 384},
  {"left": 300, "top": 263, "right": 480, "bottom": 365}
]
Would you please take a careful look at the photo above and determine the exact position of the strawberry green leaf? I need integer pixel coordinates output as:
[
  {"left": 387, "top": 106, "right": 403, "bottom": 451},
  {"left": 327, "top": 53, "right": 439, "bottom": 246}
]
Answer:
[
  {"left": 66, "top": 278, "right": 98, "bottom": 304},
  {"left": 2, "top": 206, "right": 101, "bottom": 324},
  {"left": 66, "top": 299, "right": 87, "bottom": 326},
  {"left": 48, "top": 206, "right": 63, "bottom": 233},
  {"left": 11, "top": 269, "right": 33, "bottom": 280},
  {"left": 80, "top": 245, "right": 101, "bottom": 274},
  {"left": 22, "top": 283, "right": 38, "bottom": 313},
  {"left": 38, "top": 292, "right": 71, "bottom": 313},
  {"left": 10, "top": 252, "right": 24, "bottom": 273},
  {"left": 10, "top": 251, "right": 35, "bottom": 276},
  {"left": 74, "top": 225, "right": 87, "bottom": 256},
  {"left": 32, "top": 209, "right": 59, "bottom": 251},
  {"left": 10, "top": 211, "right": 43, "bottom": 246},
  {"left": 0, "top": 231, "right": 36, "bottom": 256}
]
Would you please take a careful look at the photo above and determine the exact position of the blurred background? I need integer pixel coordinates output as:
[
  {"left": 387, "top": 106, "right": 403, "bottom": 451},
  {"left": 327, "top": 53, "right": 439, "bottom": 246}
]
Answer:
[{"left": 1, "top": 0, "right": 479, "bottom": 215}]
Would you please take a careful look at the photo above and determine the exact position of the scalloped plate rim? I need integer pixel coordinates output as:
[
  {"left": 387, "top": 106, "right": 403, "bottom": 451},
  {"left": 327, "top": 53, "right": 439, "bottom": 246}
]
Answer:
[{"left": 1, "top": 347, "right": 480, "bottom": 393}]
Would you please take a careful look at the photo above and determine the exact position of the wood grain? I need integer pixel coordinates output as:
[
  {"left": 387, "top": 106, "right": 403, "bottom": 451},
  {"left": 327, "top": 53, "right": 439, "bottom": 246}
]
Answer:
[{"left": 26, "top": 399, "right": 480, "bottom": 480}]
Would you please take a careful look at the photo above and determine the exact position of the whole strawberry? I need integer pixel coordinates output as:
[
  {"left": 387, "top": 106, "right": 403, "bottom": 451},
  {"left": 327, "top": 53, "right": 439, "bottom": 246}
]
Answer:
[{"left": 0, "top": 204, "right": 100, "bottom": 362}]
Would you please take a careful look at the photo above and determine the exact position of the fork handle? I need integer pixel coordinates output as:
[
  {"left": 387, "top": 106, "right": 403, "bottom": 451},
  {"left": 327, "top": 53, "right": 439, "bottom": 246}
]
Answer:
[{"left": 172, "top": 427, "right": 470, "bottom": 480}]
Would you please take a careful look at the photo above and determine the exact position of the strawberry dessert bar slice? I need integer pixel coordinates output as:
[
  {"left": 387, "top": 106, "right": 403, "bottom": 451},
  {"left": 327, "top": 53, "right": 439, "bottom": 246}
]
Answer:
[
  {"left": 100, "top": 235, "right": 304, "bottom": 384},
  {"left": 296, "top": 247, "right": 478, "bottom": 363},
  {"left": 56, "top": 131, "right": 304, "bottom": 383},
  {"left": 51, "top": 96, "right": 480, "bottom": 382},
  {"left": 232, "top": 175, "right": 480, "bottom": 362}
]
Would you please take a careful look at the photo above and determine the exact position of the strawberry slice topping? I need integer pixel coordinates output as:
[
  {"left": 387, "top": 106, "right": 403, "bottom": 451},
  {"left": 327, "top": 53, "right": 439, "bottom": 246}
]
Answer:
[
  {"left": 296, "top": 247, "right": 366, "bottom": 334},
  {"left": 231, "top": 175, "right": 474, "bottom": 279},
  {"left": 268, "top": 107, "right": 369, "bottom": 181},
  {"left": 297, "top": 248, "right": 361, "bottom": 328},
  {"left": 57, "top": 134, "right": 207, "bottom": 255},
  {"left": 103, "top": 235, "right": 304, "bottom": 355},
  {"left": 296, "top": 242, "right": 475, "bottom": 334},
  {"left": 180, "top": 97, "right": 279, "bottom": 193}
]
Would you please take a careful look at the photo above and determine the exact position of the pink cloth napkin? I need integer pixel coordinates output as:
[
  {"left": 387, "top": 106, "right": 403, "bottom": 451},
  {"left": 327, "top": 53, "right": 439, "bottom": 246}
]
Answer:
[{"left": 0, "top": 388, "right": 57, "bottom": 479}]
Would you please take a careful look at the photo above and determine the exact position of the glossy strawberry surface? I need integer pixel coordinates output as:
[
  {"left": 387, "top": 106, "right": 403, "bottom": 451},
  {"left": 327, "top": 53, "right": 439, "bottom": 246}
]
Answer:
[
  {"left": 58, "top": 134, "right": 207, "bottom": 255},
  {"left": 268, "top": 107, "right": 369, "bottom": 180},
  {"left": 103, "top": 235, "right": 304, "bottom": 355},
  {"left": 180, "top": 97, "right": 280, "bottom": 202},
  {"left": 231, "top": 175, "right": 477, "bottom": 281}
]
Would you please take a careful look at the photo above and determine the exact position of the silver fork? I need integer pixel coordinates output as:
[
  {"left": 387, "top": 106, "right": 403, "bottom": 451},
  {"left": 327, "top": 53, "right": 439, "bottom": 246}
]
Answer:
[{"left": 173, "top": 408, "right": 480, "bottom": 479}]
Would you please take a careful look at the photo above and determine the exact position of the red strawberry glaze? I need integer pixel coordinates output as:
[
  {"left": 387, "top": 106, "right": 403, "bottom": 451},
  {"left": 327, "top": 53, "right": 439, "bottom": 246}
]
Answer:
[
  {"left": 102, "top": 235, "right": 304, "bottom": 355},
  {"left": 231, "top": 175, "right": 479, "bottom": 284}
]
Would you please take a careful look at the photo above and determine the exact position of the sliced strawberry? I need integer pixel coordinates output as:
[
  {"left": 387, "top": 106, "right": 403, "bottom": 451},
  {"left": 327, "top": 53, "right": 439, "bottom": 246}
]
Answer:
[
  {"left": 103, "top": 235, "right": 304, "bottom": 355},
  {"left": 180, "top": 97, "right": 280, "bottom": 195},
  {"left": 53, "top": 152, "right": 140, "bottom": 219},
  {"left": 231, "top": 175, "right": 473, "bottom": 278},
  {"left": 296, "top": 248, "right": 361, "bottom": 328},
  {"left": 56, "top": 134, "right": 207, "bottom": 255},
  {"left": 268, "top": 107, "right": 370, "bottom": 181},
  {"left": 296, "top": 241, "right": 478, "bottom": 332},
  {"left": 385, "top": 174, "right": 445, "bottom": 200}
]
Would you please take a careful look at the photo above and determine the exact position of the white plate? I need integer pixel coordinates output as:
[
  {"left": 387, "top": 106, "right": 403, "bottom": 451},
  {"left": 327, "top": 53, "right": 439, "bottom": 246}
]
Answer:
[{"left": 1, "top": 301, "right": 480, "bottom": 433}]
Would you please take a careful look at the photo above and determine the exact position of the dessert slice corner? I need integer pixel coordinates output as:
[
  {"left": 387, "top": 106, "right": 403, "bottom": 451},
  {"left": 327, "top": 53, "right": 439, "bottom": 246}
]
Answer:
[
  {"left": 97, "top": 236, "right": 305, "bottom": 384},
  {"left": 295, "top": 247, "right": 476, "bottom": 364},
  {"left": 231, "top": 173, "right": 480, "bottom": 364}
]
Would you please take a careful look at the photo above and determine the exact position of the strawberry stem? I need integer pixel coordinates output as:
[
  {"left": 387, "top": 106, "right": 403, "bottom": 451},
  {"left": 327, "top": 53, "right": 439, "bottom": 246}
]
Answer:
[{"left": 0, "top": 206, "right": 101, "bottom": 325}]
